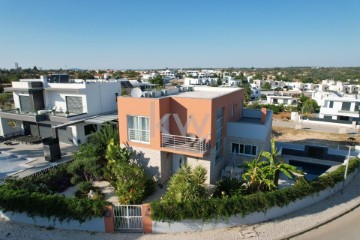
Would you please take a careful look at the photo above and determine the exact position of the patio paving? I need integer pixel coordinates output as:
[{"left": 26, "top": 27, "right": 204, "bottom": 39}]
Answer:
[{"left": 0, "top": 141, "right": 77, "bottom": 180}]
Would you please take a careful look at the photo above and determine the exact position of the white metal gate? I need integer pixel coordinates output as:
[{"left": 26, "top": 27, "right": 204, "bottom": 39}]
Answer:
[{"left": 113, "top": 205, "right": 143, "bottom": 232}]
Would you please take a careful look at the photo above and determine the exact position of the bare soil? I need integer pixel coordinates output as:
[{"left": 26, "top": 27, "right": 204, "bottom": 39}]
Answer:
[{"left": 273, "top": 126, "right": 358, "bottom": 150}]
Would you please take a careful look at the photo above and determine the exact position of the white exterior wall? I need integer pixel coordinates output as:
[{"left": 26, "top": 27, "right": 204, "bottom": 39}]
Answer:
[
  {"left": 267, "top": 96, "right": 297, "bottom": 106},
  {"left": 0, "top": 118, "right": 23, "bottom": 137},
  {"left": 44, "top": 90, "right": 87, "bottom": 113},
  {"left": 13, "top": 92, "right": 29, "bottom": 109},
  {"left": 227, "top": 111, "right": 272, "bottom": 142},
  {"left": 84, "top": 82, "right": 121, "bottom": 115},
  {"left": 320, "top": 98, "right": 360, "bottom": 119}
]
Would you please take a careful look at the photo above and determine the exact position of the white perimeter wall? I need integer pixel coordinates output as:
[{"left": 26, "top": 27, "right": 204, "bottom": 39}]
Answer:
[
  {"left": 0, "top": 211, "right": 105, "bottom": 232},
  {"left": 152, "top": 168, "right": 358, "bottom": 233}
]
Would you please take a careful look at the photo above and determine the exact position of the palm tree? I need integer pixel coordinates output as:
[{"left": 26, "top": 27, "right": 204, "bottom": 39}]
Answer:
[
  {"left": 261, "top": 139, "right": 301, "bottom": 187},
  {"left": 242, "top": 154, "right": 276, "bottom": 192}
]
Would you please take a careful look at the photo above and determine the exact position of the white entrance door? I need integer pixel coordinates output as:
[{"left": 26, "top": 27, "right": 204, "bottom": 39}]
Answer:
[{"left": 172, "top": 154, "right": 186, "bottom": 174}]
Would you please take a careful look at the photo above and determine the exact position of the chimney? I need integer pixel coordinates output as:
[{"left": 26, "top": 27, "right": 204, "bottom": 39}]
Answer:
[{"left": 261, "top": 108, "right": 267, "bottom": 124}]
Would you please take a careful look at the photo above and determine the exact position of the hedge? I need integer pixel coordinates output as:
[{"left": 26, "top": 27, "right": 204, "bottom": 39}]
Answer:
[
  {"left": 151, "top": 158, "right": 360, "bottom": 222},
  {"left": 0, "top": 184, "right": 108, "bottom": 223}
]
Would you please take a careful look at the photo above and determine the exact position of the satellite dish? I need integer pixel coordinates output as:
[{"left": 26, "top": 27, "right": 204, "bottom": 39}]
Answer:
[{"left": 131, "top": 87, "right": 143, "bottom": 98}]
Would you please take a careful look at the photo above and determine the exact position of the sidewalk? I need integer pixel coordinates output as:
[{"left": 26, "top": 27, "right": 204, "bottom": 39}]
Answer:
[{"left": 1, "top": 171, "right": 360, "bottom": 240}]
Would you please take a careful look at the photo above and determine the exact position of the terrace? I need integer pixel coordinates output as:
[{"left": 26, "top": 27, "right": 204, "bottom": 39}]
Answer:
[
  {"left": 161, "top": 133, "right": 210, "bottom": 157},
  {"left": 0, "top": 140, "right": 77, "bottom": 182}
]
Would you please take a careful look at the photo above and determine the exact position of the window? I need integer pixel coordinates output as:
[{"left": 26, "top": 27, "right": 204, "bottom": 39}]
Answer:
[
  {"left": 215, "top": 108, "right": 224, "bottom": 164},
  {"left": 341, "top": 102, "right": 351, "bottom": 111},
  {"left": 128, "top": 116, "right": 150, "bottom": 143},
  {"left": 115, "top": 93, "right": 118, "bottom": 102},
  {"left": 84, "top": 124, "right": 97, "bottom": 136},
  {"left": 329, "top": 101, "right": 334, "bottom": 108},
  {"left": 231, "top": 143, "right": 257, "bottom": 156},
  {"left": 231, "top": 104, "right": 235, "bottom": 117}
]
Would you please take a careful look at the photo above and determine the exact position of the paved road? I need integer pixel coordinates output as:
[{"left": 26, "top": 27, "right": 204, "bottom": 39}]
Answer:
[{"left": 292, "top": 206, "right": 360, "bottom": 240}]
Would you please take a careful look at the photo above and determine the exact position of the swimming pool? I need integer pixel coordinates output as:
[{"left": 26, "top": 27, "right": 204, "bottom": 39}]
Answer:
[
  {"left": 0, "top": 152, "right": 33, "bottom": 180},
  {"left": 289, "top": 160, "right": 331, "bottom": 181}
]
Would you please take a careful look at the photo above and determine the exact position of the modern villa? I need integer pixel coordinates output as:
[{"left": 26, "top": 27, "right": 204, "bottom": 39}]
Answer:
[
  {"left": 0, "top": 75, "right": 121, "bottom": 146},
  {"left": 117, "top": 86, "right": 272, "bottom": 184}
]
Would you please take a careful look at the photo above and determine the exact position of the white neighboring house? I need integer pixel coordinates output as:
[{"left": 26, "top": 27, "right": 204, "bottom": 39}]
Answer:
[
  {"left": 223, "top": 76, "right": 241, "bottom": 87},
  {"left": 141, "top": 72, "right": 158, "bottom": 82},
  {"left": 267, "top": 95, "right": 298, "bottom": 106},
  {"left": 0, "top": 76, "right": 121, "bottom": 145},
  {"left": 184, "top": 77, "right": 217, "bottom": 85},
  {"left": 288, "top": 82, "right": 304, "bottom": 91},
  {"left": 250, "top": 84, "right": 261, "bottom": 100},
  {"left": 319, "top": 95, "right": 360, "bottom": 124},
  {"left": 159, "top": 70, "right": 176, "bottom": 79}
]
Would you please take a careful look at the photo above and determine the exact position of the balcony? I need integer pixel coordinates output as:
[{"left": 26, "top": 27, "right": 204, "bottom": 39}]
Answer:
[
  {"left": 161, "top": 133, "right": 210, "bottom": 157},
  {"left": 0, "top": 109, "right": 45, "bottom": 122}
]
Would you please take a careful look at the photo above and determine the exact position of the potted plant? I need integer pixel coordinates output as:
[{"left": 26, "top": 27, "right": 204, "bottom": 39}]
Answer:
[
  {"left": 65, "top": 110, "right": 69, "bottom": 117},
  {"left": 16, "top": 108, "right": 20, "bottom": 113},
  {"left": 51, "top": 109, "right": 55, "bottom": 115}
]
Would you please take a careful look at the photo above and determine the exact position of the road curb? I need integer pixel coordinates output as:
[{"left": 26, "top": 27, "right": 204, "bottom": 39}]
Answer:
[{"left": 281, "top": 174, "right": 360, "bottom": 239}]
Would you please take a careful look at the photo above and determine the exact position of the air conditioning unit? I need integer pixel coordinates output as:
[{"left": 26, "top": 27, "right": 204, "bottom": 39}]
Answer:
[
  {"left": 150, "top": 91, "right": 156, "bottom": 98},
  {"left": 142, "top": 92, "right": 150, "bottom": 98}
]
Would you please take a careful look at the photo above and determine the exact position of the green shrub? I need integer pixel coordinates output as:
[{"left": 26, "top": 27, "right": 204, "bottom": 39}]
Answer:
[
  {"left": 213, "top": 178, "right": 246, "bottom": 198},
  {"left": 78, "top": 181, "right": 94, "bottom": 193},
  {"left": 144, "top": 177, "right": 157, "bottom": 198},
  {"left": 0, "top": 184, "right": 108, "bottom": 222},
  {"left": 151, "top": 158, "right": 360, "bottom": 222}
]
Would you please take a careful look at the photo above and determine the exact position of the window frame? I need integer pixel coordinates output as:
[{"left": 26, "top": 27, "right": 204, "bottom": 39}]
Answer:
[
  {"left": 127, "top": 115, "right": 150, "bottom": 144},
  {"left": 231, "top": 142, "right": 257, "bottom": 157}
]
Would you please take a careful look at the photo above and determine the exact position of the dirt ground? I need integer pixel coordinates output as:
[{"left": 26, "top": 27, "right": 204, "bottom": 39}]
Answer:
[{"left": 272, "top": 126, "right": 358, "bottom": 150}]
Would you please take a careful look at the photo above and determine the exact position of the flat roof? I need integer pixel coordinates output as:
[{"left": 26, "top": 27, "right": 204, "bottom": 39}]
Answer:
[{"left": 173, "top": 87, "right": 241, "bottom": 99}]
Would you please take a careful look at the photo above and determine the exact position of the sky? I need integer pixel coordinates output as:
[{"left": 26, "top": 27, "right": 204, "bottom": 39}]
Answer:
[{"left": 0, "top": 0, "right": 360, "bottom": 69}]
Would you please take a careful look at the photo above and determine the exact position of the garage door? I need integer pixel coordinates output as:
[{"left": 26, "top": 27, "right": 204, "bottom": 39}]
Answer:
[
  {"left": 66, "top": 96, "right": 83, "bottom": 114},
  {"left": 58, "top": 126, "right": 73, "bottom": 145}
]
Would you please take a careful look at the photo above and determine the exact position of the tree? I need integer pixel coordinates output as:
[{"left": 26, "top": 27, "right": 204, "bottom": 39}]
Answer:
[
  {"left": 235, "top": 73, "right": 246, "bottom": 81},
  {"left": 0, "top": 92, "right": 8, "bottom": 106},
  {"left": 149, "top": 75, "right": 164, "bottom": 87},
  {"left": 242, "top": 154, "right": 275, "bottom": 192},
  {"left": 217, "top": 78, "right": 222, "bottom": 86},
  {"left": 262, "top": 82, "right": 272, "bottom": 90},
  {"left": 261, "top": 139, "right": 301, "bottom": 187},
  {"left": 302, "top": 98, "right": 318, "bottom": 115},
  {"left": 77, "top": 71, "right": 95, "bottom": 79},
  {"left": 238, "top": 81, "right": 251, "bottom": 102},
  {"left": 105, "top": 140, "right": 153, "bottom": 204},
  {"left": 67, "top": 143, "right": 102, "bottom": 183},
  {"left": 162, "top": 164, "right": 207, "bottom": 203},
  {"left": 253, "top": 73, "right": 263, "bottom": 80},
  {"left": 88, "top": 122, "right": 119, "bottom": 156}
]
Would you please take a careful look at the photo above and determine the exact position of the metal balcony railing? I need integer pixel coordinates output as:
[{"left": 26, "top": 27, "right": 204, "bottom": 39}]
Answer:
[
  {"left": 161, "top": 133, "right": 209, "bottom": 154},
  {"left": 128, "top": 129, "right": 150, "bottom": 143}
]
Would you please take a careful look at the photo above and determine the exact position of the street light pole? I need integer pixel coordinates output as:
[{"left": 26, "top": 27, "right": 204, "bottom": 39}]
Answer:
[{"left": 341, "top": 146, "right": 351, "bottom": 194}]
